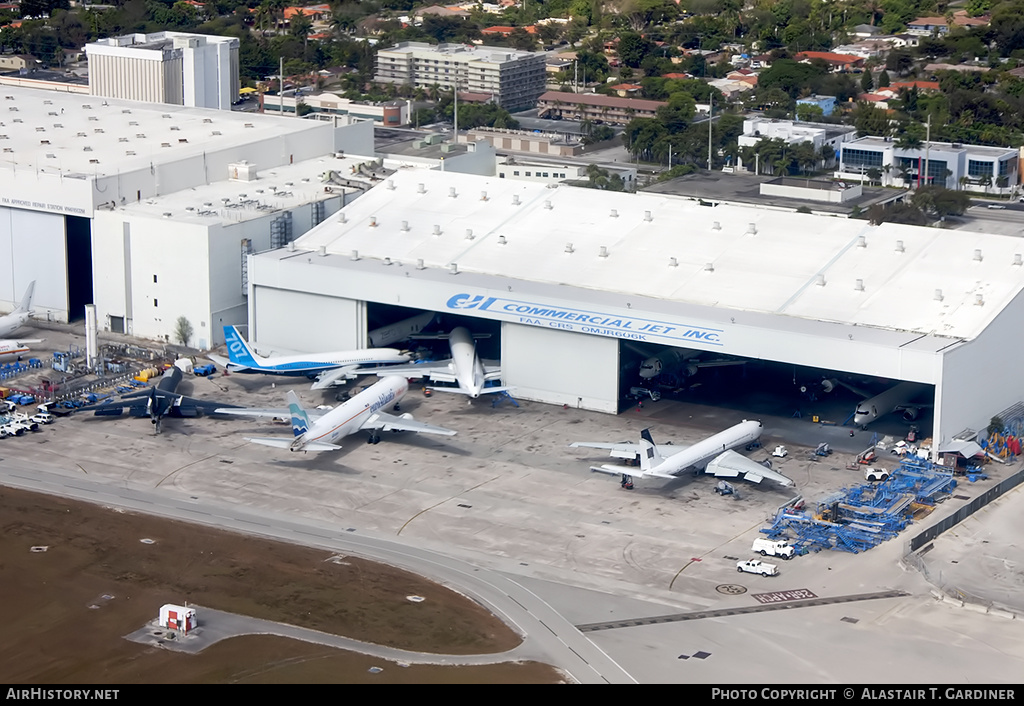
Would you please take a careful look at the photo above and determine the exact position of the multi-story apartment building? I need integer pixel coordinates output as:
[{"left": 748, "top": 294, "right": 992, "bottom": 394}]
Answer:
[
  {"left": 536, "top": 92, "right": 667, "bottom": 126},
  {"left": 86, "top": 32, "right": 239, "bottom": 110},
  {"left": 375, "top": 41, "right": 546, "bottom": 111}
]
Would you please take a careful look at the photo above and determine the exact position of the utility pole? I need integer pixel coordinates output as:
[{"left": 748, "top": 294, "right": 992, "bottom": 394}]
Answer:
[
  {"left": 280, "top": 56, "right": 284, "bottom": 117},
  {"left": 707, "top": 94, "right": 713, "bottom": 171},
  {"left": 924, "top": 113, "right": 931, "bottom": 187}
]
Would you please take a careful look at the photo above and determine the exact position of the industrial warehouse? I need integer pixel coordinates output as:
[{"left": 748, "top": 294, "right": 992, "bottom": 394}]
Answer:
[{"left": 248, "top": 167, "right": 1024, "bottom": 454}]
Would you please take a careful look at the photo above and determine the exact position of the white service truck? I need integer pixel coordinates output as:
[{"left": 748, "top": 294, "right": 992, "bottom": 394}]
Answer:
[
  {"left": 736, "top": 559, "right": 779, "bottom": 576},
  {"left": 751, "top": 538, "right": 795, "bottom": 559}
]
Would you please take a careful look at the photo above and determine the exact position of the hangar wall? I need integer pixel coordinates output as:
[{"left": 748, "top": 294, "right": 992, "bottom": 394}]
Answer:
[
  {"left": 0, "top": 206, "right": 69, "bottom": 320},
  {"left": 936, "top": 287, "right": 1024, "bottom": 445},
  {"left": 501, "top": 323, "right": 619, "bottom": 413},
  {"left": 252, "top": 285, "right": 365, "bottom": 351}
]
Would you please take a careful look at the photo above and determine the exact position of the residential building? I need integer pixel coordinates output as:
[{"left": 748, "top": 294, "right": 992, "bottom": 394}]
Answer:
[
  {"left": 836, "top": 136, "right": 1019, "bottom": 191},
  {"left": 0, "top": 54, "right": 39, "bottom": 72},
  {"left": 375, "top": 42, "right": 546, "bottom": 110},
  {"left": 907, "top": 11, "right": 990, "bottom": 36},
  {"left": 86, "top": 31, "right": 239, "bottom": 110},
  {"left": 536, "top": 91, "right": 666, "bottom": 125},
  {"left": 796, "top": 94, "right": 836, "bottom": 118},
  {"left": 795, "top": 51, "right": 865, "bottom": 72}
]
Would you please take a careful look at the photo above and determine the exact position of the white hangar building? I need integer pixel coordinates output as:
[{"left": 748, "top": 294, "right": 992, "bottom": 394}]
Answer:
[
  {"left": 247, "top": 169, "right": 1024, "bottom": 451},
  {"left": 0, "top": 84, "right": 377, "bottom": 344}
]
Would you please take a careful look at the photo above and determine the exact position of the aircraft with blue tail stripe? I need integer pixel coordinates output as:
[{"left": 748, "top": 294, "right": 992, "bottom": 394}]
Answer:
[
  {"left": 214, "top": 375, "right": 457, "bottom": 452},
  {"left": 208, "top": 325, "right": 412, "bottom": 389}
]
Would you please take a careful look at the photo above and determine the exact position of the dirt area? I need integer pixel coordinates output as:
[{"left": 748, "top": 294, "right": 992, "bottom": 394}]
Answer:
[{"left": 0, "top": 486, "right": 565, "bottom": 684}]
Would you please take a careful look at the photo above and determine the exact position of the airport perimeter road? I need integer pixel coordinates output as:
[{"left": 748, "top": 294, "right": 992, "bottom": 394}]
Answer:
[{"left": 0, "top": 462, "right": 636, "bottom": 685}]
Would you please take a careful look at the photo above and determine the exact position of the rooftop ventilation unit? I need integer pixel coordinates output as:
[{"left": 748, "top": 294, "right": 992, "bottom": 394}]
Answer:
[
  {"left": 386, "top": 180, "right": 395, "bottom": 190},
  {"left": 351, "top": 250, "right": 360, "bottom": 260},
  {"left": 383, "top": 257, "right": 392, "bottom": 265},
  {"left": 544, "top": 199, "right": 552, "bottom": 209},
  {"left": 747, "top": 223, "right": 757, "bottom": 235},
  {"left": 162, "top": 212, "right": 172, "bottom": 218},
  {"left": 704, "top": 262, "right": 714, "bottom": 272},
  {"left": 975, "top": 294, "right": 984, "bottom": 306},
  {"left": 465, "top": 228, "right": 474, "bottom": 240},
  {"left": 449, "top": 263, "right": 459, "bottom": 275},
  {"left": 287, "top": 241, "right": 295, "bottom": 252},
  {"left": 644, "top": 210, "right": 653, "bottom": 222},
  {"left": 416, "top": 259, "right": 425, "bottom": 270},
  {"left": 565, "top": 243, "right": 574, "bottom": 253},
  {"left": 934, "top": 289, "right": 943, "bottom": 302},
  {"left": 816, "top": 274, "right": 826, "bottom": 286},
  {"left": 854, "top": 279, "right": 864, "bottom": 291},
  {"left": 401, "top": 220, "right": 409, "bottom": 232},
  {"left": 417, "top": 183, "right": 425, "bottom": 194},
  {"left": 512, "top": 194, "right": 520, "bottom": 205},
  {"left": 895, "top": 240, "right": 905, "bottom": 253},
  {"left": 712, "top": 221, "right": 721, "bottom": 230},
  {"left": 1015, "top": 254, "right": 1023, "bottom": 267},
  {"left": 338, "top": 213, "right": 347, "bottom": 223},
  {"left": 610, "top": 209, "right": 618, "bottom": 218},
  {"left": 369, "top": 216, "right": 378, "bottom": 227},
  {"left": 497, "top": 235, "right": 507, "bottom": 245},
  {"left": 599, "top": 246, "right": 609, "bottom": 258},
  {"left": 857, "top": 235, "right": 867, "bottom": 248},
  {"left": 973, "top": 249, "right": 983, "bottom": 262},
  {"left": 229, "top": 161, "right": 258, "bottom": 182},
  {"left": 449, "top": 187, "right": 457, "bottom": 198},
  {"left": 669, "top": 257, "right": 678, "bottom": 267},
  {"left": 480, "top": 190, "right": 488, "bottom": 201},
  {"left": 433, "top": 224, "right": 442, "bottom": 236}
]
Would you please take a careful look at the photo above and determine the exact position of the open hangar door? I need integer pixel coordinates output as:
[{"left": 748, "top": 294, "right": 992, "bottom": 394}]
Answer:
[
  {"left": 364, "top": 302, "right": 502, "bottom": 358},
  {"left": 502, "top": 323, "right": 619, "bottom": 413},
  {"left": 621, "top": 339, "right": 936, "bottom": 439}
]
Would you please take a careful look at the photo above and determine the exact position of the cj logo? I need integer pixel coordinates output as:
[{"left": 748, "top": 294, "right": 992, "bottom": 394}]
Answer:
[{"left": 447, "top": 293, "right": 488, "bottom": 310}]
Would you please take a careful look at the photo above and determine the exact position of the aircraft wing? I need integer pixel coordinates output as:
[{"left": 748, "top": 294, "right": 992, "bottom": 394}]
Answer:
[
  {"left": 703, "top": 450, "right": 795, "bottom": 487},
  {"left": 170, "top": 395, "right": 242, "bottom": 417},
  {"left": 482, "top": 360, "right": 503, "bottom": 381},
  {"left": 569, "top": 440, "right": 689, "bottom": 461},
  {"left": 374, "top": 360, "right": 456, "bottom": 383},
  {"left": 310, "top": 365, "right": 361, "bottom": 390},
  {"left": 246, "top": 437, "right": 341, "bottom": 451},
  {"left": 361, "top": 411, "right": 457, "bottom": 436}
]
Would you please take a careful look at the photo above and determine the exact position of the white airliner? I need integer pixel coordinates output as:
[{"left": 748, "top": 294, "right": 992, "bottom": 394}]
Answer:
[
  {"left": 214, "top": 375, "right": 457, "bottom": 452},
  {"left": 368, "top": 312, "right": 436, "bottom": 348},
  {"left": 0, "top": 282, "right": 35, "bottom": 338},
  {"left": 637, "top": 347, "right": 745, "bottom": 382},
  {"left": 0, "top": 338, "right": 44, "bottom": 361},
  {"left": 375, "top": 326, "right": 513, "bottom": 398},
  {"left": 822, "top": 378, "right": 932, "bottom": 428},
  {"left": 570, "top": 420, "right": 794, "bottom": 487},
  {"left": 208, "top": 325, "right": 412, "bottom": 390}
]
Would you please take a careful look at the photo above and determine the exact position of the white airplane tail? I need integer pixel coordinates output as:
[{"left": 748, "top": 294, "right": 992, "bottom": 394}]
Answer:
[
  {"left": 15, "top": 281, "right": 35, "bottom": 313},
  {"left": 638, "top": 429, "right": 663, "bottom": 472}
]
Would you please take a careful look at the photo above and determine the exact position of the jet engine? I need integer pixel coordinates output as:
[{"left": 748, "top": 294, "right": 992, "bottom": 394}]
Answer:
[{"left": 902, "top": 407, "right": 921, "bottom": 421}]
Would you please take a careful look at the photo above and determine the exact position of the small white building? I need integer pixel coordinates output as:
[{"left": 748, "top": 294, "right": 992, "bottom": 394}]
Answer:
[
  {"left": 738, "top": 118, "right": 857, "bottom": 171},
  {"left": 159, "top": 604, "right": 197, "bottom": 634}
]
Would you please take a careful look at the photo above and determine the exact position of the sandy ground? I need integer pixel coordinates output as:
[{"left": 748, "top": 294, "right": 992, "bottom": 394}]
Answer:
[{"left": 0, "top": 486, "right": 565, "bottom": 684}]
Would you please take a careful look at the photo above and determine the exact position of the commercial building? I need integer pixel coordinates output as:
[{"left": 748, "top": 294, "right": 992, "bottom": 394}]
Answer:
[
  {"left": 737, "top": 118, "right": 857, "bottom": 171},
  {"left": 262, "top": 92, "right": 411, "bottom": 126},
  {"left": 375, "top": 42, "right": 546, "bottom": 110},
  {"left": 86, "top": 32, "right": 240, "bottom": 110},
  {"left": 536, "top": 92, "right": 666, "bottom": 126},
  {"left": 247, "top": 168, "right": 1024, "bottom": 453},
  {"left": 0, "top": 84, "right": 376, "bottom": 346},
  {"left": 836, "top": 136, "right": 1019, "bottom": 191}
]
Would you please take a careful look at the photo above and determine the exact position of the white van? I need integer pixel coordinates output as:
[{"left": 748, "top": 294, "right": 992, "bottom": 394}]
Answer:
[{"left": 751, "top": 538, "right": 795, "bottom": 559}]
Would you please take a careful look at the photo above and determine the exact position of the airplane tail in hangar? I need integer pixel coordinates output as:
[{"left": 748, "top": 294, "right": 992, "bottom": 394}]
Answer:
[{"left": 15, "top": 281, "right": 35, "bottom": 313}]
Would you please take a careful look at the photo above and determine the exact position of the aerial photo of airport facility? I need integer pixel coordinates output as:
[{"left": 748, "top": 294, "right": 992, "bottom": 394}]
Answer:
[{"left": 2, "top": 63, "right": 1024, "bottom": 685}]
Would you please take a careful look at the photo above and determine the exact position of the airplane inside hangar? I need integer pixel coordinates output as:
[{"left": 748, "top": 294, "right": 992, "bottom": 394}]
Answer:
[{"left": 245, "top": 169, "right": 1024, "bottom": 457}]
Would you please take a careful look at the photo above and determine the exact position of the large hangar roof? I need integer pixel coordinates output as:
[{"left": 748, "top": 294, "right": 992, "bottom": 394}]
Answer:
[
  {"left": 295, "top": 169, "right": 1024, "bottom": 341},
  {"left": 0, "top": 86, "right": 324, "bottom": 178}
]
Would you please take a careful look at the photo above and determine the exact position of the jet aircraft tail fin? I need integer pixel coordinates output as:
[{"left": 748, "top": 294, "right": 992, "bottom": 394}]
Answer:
[
  {"left": 15, "top": 281, "right": 34, "bottom": 313},
  {"left": 638, "top": 429, "right": 663, "bottom": 472},
  {"left": 286, "top": 390, "right": 311, "bottom": 438},
  {"left": 223, "top": 326, "right": 261, "bottom": 367}
]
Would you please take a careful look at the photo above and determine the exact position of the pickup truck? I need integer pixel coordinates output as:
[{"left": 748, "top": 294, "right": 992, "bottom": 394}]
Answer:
[{"left": 736, "top": 559, "right": 779, "bottom": 576}]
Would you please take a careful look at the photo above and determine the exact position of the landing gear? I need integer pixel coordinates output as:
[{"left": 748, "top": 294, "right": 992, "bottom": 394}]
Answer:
[
  {"left": 621, "top": 474, "right": 634, "bottom": 490},
  {"left": 367, "top": 433, "right": 381, "bottom": 445}
]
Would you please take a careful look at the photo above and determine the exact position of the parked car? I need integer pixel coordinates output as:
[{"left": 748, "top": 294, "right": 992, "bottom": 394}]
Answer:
[
  {"left": 737, "top": 559, "right": 779, "bottom": 576},
  {"left": 864, "top": 466, "right": 891, "bottom": 482}
]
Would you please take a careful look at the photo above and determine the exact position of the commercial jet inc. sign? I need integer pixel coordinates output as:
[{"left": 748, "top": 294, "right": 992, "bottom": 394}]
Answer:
[{"left": 445, "top": 293, "right": 723, "bottom": 346}]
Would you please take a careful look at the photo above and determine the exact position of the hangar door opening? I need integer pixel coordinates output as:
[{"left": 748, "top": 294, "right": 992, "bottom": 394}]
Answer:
[
  {"left": 66, "top": 215, "right": 93, "bottom": 322},
  {"left": 501, "top": 323, "right": 619, "bottom": 413}
]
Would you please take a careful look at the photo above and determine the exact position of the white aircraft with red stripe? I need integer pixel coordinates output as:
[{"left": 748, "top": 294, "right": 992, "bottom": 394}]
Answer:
[
  {"left": 0, "top": 338, "right": 43, "bottom": 361},
  {"left": 215, "top": 375, "right": 456, "bottom": 452}
]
